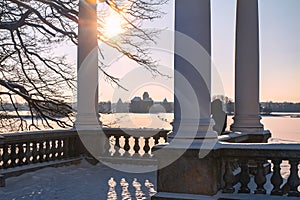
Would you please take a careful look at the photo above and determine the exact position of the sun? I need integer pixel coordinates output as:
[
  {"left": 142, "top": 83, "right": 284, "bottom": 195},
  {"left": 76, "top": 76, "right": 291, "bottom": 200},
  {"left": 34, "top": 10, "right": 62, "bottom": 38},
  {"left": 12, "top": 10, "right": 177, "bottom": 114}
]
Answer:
[{"left": 103, "top": 11, "right": 125, "bottom": 38}]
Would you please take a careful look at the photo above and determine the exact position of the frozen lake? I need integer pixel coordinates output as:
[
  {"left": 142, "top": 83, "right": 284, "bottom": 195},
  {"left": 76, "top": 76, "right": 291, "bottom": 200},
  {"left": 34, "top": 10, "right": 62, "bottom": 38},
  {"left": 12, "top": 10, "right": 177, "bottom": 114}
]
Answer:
[{"left": 101, "top": 113, "right": 300, "bottom": 142}]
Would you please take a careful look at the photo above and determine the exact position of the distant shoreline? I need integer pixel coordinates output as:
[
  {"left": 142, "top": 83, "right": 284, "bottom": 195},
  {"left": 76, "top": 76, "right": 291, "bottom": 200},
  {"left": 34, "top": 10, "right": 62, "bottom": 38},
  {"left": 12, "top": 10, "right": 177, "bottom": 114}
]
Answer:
[{"left": 1, "top": 111, "right": 300, "bottom": 119}]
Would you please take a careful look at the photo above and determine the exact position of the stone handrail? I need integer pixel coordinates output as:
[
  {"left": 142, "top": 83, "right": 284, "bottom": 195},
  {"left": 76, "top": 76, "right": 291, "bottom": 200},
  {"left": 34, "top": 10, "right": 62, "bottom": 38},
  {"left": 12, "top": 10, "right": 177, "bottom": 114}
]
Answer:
[
  {"left": 102, "top": 128, "right": 169, "bottom": 158},
  {"left": 0, "top": 128, "right": 169, "bottom": 170},
  {"left": 219, "top": 143, "right": 300, "bottom": 197},
  {"left": 0, "top": 128, "right": 169, "bottom": 186},
  {"left": 0, "top": 129, "right": 81, "bottom": 170}
]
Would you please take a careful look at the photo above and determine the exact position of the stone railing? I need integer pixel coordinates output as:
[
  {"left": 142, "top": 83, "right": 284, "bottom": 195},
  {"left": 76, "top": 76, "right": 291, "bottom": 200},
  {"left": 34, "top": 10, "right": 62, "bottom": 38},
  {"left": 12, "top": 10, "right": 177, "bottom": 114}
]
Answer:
[
  {"left": 0, "top": 129, "right": 81, "bottom": 170},
  {"left": 0, "top": 128, "right": 169, "bottom": 186},
  {"left": 220, "top": 143, "right": 300, "bottom": 197},
  {"left": 102, "top": 128, "right": 169, "bottom": 163}
]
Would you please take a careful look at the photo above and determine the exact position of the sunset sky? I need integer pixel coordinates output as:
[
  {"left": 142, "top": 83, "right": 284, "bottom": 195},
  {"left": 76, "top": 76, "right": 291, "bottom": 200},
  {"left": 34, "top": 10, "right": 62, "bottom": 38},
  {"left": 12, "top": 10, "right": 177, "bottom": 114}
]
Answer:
[
  {"left": 212, "top": 0, "right": 300, "bottom": 102},
  {"left": 64, "top": 0, "right": 300, "bottom": 103}
]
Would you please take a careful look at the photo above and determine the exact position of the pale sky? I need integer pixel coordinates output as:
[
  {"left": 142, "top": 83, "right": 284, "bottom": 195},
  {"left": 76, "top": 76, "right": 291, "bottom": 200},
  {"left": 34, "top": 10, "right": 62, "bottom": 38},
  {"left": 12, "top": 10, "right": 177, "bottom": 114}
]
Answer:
[
  {"left": 212, "top": 0, "right": 300, "bottom": 102},
  {"left": 61, "top": 0, "right": 300, "bottom": 103}
]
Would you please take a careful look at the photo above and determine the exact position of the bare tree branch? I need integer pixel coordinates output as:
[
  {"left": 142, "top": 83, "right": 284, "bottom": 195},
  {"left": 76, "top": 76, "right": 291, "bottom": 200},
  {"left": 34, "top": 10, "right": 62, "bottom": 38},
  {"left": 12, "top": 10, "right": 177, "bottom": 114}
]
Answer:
[{"left": 0, "top": 0, "right": 169, "bottom": 132}]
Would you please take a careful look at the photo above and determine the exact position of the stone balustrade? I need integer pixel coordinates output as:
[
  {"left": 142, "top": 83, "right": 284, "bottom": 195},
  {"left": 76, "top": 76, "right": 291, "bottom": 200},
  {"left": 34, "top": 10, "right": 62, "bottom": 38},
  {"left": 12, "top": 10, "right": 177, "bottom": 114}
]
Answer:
[
  {"left": 0, "top": 128, "right": 169, "bottom": 186},
  {"left": 0, "top": 130, "right": 80, "bottom": 170},
  {"left": 103, "top": 129, "right": 169, "bottom": 158},
  {"left": 220, "top": 143, "right": 300, "bottom": 197}
]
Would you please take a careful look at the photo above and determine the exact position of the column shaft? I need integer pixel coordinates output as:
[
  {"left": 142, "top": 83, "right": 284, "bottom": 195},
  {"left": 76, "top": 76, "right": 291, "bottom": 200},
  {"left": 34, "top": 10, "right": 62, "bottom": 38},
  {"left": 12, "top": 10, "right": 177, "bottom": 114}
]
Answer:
[
  {"left": 76, "top": 0, "right": 101, "bottom": 128},
  {"left": 170, "top": 0, "right": 217, "bottom": 142},
  {"left": 231, "top": 0, "right": 263, "bottom": 132}
]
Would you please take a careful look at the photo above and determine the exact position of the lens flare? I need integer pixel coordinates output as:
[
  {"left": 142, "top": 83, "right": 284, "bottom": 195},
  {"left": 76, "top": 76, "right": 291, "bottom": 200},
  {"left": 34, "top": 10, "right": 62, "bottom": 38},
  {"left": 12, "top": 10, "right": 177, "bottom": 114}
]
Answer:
[{"left": 103, "top": 11, "right": 125, "bottom": 38}]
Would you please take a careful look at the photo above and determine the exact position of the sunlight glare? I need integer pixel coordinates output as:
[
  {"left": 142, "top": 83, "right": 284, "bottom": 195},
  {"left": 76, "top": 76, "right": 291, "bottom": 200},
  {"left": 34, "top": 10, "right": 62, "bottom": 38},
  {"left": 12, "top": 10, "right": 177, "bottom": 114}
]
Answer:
[{"left": 103, "top": 11, "right": 125, "bottom": 38}]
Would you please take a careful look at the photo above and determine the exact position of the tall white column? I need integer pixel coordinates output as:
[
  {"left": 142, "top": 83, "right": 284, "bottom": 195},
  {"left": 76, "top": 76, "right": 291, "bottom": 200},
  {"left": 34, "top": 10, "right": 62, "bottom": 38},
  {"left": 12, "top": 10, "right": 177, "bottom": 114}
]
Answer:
[
  {"left": 169, "top": 0, "right": 217, "bottom": 145},
  {"left": 230, "top": 0, "right": 263, "bottom": 133},
  {"left": 76, "top": 0, "right": 101, "bottom": 129},
  {"left": 153, "top": 2, "right": 221, "bottom": 197}
]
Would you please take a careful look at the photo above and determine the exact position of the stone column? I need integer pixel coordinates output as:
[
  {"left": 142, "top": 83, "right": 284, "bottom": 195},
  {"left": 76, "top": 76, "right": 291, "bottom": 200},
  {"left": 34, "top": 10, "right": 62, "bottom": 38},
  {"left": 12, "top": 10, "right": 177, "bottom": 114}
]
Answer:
[
  {"left": 169, "top": 0, "right": 217, "bottom": 146},
  {"left": 76, "top": 0, "right": 101, "bottom": 129},
  {"left": 153, "top": 1, "right": 221, "bottom": 198},
  {"left": 230, "top": 0, "right": 266, "bottom": 135}
]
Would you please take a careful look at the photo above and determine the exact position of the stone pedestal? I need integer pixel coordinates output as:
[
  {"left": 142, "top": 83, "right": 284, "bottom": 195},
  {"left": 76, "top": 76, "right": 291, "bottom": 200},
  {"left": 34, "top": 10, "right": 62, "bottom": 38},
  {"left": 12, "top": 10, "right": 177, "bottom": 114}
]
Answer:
[{"left": 155, "top": 147, "right": 221, "bottom": 197}]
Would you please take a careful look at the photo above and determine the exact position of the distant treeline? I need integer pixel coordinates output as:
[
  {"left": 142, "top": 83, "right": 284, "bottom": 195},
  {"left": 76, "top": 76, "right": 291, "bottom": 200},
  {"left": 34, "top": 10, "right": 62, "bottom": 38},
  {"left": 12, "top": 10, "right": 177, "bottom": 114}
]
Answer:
[
  {"left": 226, "top": 102, "right": 300, "bottom": 114},
  {"left": 2, "top": 101, "right": 300, "bottom": 114}
]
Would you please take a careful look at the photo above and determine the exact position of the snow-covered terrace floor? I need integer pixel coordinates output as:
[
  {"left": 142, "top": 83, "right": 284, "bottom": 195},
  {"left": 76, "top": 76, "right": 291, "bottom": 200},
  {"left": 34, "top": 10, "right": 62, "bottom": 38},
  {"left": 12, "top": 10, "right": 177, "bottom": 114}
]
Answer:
[
  {"left": 0, "top": 160, "right": 157, "bottom": 200},
  {"left": 1, "top": 160, "right": 300, "bottom": 200}
]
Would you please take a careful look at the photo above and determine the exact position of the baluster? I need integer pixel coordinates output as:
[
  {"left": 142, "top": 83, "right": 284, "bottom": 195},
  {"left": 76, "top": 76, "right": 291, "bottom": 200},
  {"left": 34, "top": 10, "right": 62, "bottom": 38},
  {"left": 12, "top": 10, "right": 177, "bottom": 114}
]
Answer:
[
  {"left": 45, "top": 140, "right": 50, "bottom": 161},
  {"left": 25, "top": 142, "right": 31, "bottom": 164},
  {"left": 143, "top": 137, "right": 150, "bottom": 157},
  {"left": 2, "top": 145, "right": 9, "bottom": 169},
  {"left": 32, "top": 142, "right": 38, "bottom": 163},
  {"left": 128, "top": 136, "right": 135, "bottom": 156},
  {"left": 48, "top": 140, "right": 53, "bottom": 161},
  {"left": 287, "top": 159, "right": 300, "bottom": 197},
  {"left": 39, "top": 142, "right": 45, "bottom": 162},
  {"left": 133, "top": 137, "right": 140, "bottom": 157},
  {"left": 20, "top": 143, "right": 27, "bottom": 165},
  {"left": 52, "top": 140, "right": 57, "bottom": 159},
  {"left": 109, "top": 136, "right": 115, "bottom": 156},
  {"left": 239, "top": 159, "right": 250, "bottom": 193},
  {"left": 123, "top": 135, "right": 130, "bottom": 156},
  {"left": 10, "top": 144, "right": 17, "bottom": 167},
  {"left": 138, "top": 137, "right": 145, "bottom": 156},
  {"left": 114, "top": 136, "right": 121, "bottom": 157},
  {"left": 56, "top": 139, "right": 63, "bottom": 160},
  {"left": 52, "top": 140, "right": 57, "bottom": 161},
  {"left": 17, "top": 143, "right": 24, "bottom": 166},
  {"left": 271, "top": 159, "right": 283, "bottom": 195},
  {"left": 49, "top": 140, "right": 54, "bottom": 161},
  {"left": 223, "top": 159, "right": 235, "bottom": 193},
  {"left": 50, "top": 140, "right": 54, "bottom": 160},
  {"left": 153, "top": 136, "right": 160, "bottom": 145},
  {"left": 254, "top": 159, "right": 267, "bottom": 194}
]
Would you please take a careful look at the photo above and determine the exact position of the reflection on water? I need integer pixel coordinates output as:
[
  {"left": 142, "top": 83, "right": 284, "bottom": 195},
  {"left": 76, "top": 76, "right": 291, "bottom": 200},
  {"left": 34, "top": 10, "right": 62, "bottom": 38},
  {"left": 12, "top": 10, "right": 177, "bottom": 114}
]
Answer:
[{"left": 107, "top": 177, "right": 156, "bottom": 200}]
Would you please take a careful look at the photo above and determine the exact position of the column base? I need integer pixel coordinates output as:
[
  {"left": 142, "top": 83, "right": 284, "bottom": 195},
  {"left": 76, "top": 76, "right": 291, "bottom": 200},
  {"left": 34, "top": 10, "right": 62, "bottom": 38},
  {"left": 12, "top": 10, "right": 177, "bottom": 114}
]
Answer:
[
  {"left": 169, "top": 118, "right": 218, "bottom": 140},
  {"left": 230, "top": 115, "right": 264, "bottom": 134},
  {"left": 167, "top": 118, "right": 218, "bottom": 157},
  {"left": 74, "top": 113, "right": 102, "bottom": 130}
]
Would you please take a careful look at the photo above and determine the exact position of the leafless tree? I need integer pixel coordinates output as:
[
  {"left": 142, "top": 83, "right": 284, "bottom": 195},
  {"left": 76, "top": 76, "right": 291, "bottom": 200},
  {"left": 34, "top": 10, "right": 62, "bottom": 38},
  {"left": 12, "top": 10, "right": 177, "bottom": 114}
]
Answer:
[{"left": 0, "top": 0, "right": 168, "bottom": 132}]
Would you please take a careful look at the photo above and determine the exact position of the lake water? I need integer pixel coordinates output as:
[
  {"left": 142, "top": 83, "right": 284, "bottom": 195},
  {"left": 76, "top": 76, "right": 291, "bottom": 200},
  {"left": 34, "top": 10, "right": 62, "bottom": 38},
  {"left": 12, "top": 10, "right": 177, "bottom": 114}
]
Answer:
[
  {"left": 1, "top": 112, "right": 300, "bottom": 142},
  {"left": 101, "top": 113, "right": 300, "bottom": 142}
]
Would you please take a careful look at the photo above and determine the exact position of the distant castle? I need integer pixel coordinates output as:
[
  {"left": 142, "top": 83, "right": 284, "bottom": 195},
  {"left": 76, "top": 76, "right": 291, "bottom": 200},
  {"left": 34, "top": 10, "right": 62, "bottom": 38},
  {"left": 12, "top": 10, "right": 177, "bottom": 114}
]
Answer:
[
  {"left": 129, "top": 92, "right": 154, "bottom": 113},
  {"left": 114, "top": 92, "right": 173, "bottom": 113}
]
